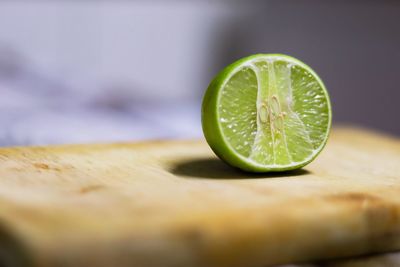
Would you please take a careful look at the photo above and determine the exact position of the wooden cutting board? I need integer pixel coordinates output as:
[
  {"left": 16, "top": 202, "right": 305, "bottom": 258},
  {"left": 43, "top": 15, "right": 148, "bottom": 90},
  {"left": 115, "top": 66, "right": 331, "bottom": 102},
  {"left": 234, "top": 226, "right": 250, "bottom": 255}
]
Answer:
[{"left": 0, "top": 127, "right": 399, "bottom": 267}]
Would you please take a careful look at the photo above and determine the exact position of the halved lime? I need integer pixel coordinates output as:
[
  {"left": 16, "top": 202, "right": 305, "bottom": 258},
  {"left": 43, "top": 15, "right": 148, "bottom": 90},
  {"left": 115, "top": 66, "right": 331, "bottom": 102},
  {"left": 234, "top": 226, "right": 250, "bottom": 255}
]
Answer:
[{"left": 202, "top": 54, "right": 332, "bottom": 172}]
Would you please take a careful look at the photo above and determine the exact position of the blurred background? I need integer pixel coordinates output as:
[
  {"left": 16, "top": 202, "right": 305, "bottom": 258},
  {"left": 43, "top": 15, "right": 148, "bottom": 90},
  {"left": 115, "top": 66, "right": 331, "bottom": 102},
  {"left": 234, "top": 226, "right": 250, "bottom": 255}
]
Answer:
[{"left": 0, "top": 1, "right": 399, "bottom": 146}]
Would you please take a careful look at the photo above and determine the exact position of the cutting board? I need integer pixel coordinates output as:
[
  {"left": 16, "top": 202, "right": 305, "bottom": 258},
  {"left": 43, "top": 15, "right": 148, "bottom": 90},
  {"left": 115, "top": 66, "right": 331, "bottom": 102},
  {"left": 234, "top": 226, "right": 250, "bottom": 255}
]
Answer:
[{"left": 0, "top": 127, "right": 399, "bottom": 267}]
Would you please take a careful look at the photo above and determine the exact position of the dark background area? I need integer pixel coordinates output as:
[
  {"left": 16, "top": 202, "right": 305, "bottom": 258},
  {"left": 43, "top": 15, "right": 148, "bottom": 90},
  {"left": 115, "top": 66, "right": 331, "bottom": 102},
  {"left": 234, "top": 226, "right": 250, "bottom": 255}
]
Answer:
[
  {"left": 211, "top": 1, "right": 400, "bottom": 135},
  {"left": 0, "top": 1, "right": 399, "bottom": 146}
]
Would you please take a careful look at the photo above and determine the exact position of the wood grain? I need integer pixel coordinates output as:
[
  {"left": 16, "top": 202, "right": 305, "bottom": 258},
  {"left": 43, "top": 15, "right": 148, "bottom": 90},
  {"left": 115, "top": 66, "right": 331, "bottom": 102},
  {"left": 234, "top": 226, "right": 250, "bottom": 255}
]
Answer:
[{"left": 0, "top": 127, "right": 399, "bottom": 267}]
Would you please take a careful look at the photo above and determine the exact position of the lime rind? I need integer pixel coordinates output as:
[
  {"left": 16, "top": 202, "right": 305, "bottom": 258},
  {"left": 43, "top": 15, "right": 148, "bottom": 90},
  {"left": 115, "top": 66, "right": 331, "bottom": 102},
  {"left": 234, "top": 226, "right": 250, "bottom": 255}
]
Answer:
[{"left": 202, "top": 54, "right": 332, "bottom": 172}]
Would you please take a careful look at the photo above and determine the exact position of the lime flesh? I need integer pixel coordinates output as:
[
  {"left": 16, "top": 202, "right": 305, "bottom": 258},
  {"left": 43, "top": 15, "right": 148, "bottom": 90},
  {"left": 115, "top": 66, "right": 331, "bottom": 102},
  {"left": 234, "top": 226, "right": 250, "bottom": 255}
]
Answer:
[{"left": 202, "top": 54, "right": 332, "bottom": 172}]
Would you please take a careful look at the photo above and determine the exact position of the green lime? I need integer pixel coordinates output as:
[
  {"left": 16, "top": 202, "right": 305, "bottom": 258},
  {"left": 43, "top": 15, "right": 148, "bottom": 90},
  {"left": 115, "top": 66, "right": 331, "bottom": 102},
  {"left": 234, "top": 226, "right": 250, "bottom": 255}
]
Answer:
[{"left": 202, "top": 54, "right": 332, "bottom": 172}]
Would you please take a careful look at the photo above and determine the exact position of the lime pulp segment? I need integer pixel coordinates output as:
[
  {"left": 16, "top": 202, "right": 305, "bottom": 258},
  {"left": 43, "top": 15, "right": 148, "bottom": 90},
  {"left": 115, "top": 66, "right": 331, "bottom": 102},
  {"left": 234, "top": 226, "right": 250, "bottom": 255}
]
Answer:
[{"left": 202, "top": 54, "right": 331, "bottom": 172}]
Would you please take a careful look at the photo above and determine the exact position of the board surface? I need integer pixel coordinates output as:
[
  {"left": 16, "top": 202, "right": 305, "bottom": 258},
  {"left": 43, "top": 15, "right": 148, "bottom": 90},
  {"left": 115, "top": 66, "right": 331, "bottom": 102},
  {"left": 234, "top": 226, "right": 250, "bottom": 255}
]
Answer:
[{"left": 0, "top": 128, "right": 399, "bottom": 267}]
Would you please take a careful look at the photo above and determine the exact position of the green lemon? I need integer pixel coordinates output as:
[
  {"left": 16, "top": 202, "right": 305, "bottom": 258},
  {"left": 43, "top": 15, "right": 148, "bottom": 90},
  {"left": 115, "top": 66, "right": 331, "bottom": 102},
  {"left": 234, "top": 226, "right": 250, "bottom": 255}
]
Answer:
[{"left": 202, "top": 54, "right": 332, "bottom": 172}]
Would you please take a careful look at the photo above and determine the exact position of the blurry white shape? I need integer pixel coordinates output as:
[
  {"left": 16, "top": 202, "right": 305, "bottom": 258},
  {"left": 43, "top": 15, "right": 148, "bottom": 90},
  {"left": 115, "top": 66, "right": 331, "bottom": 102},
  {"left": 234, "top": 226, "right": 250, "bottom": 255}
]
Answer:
[
  {"left": 0, "top": 101, "right": 201, "bottom": 146},
  {"left": 0, "top": 2, "right": 252, "bottom": 146},
  {"left": 0, "top": 2, "right": 246, "bottom": 101}
]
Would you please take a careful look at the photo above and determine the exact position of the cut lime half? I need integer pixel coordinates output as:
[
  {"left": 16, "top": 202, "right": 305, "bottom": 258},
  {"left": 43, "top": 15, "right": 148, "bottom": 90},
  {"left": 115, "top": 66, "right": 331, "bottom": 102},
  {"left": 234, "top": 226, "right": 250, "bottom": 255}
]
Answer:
[{"left": 202, "top": 54, "right": 332, "bottom": 172}]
